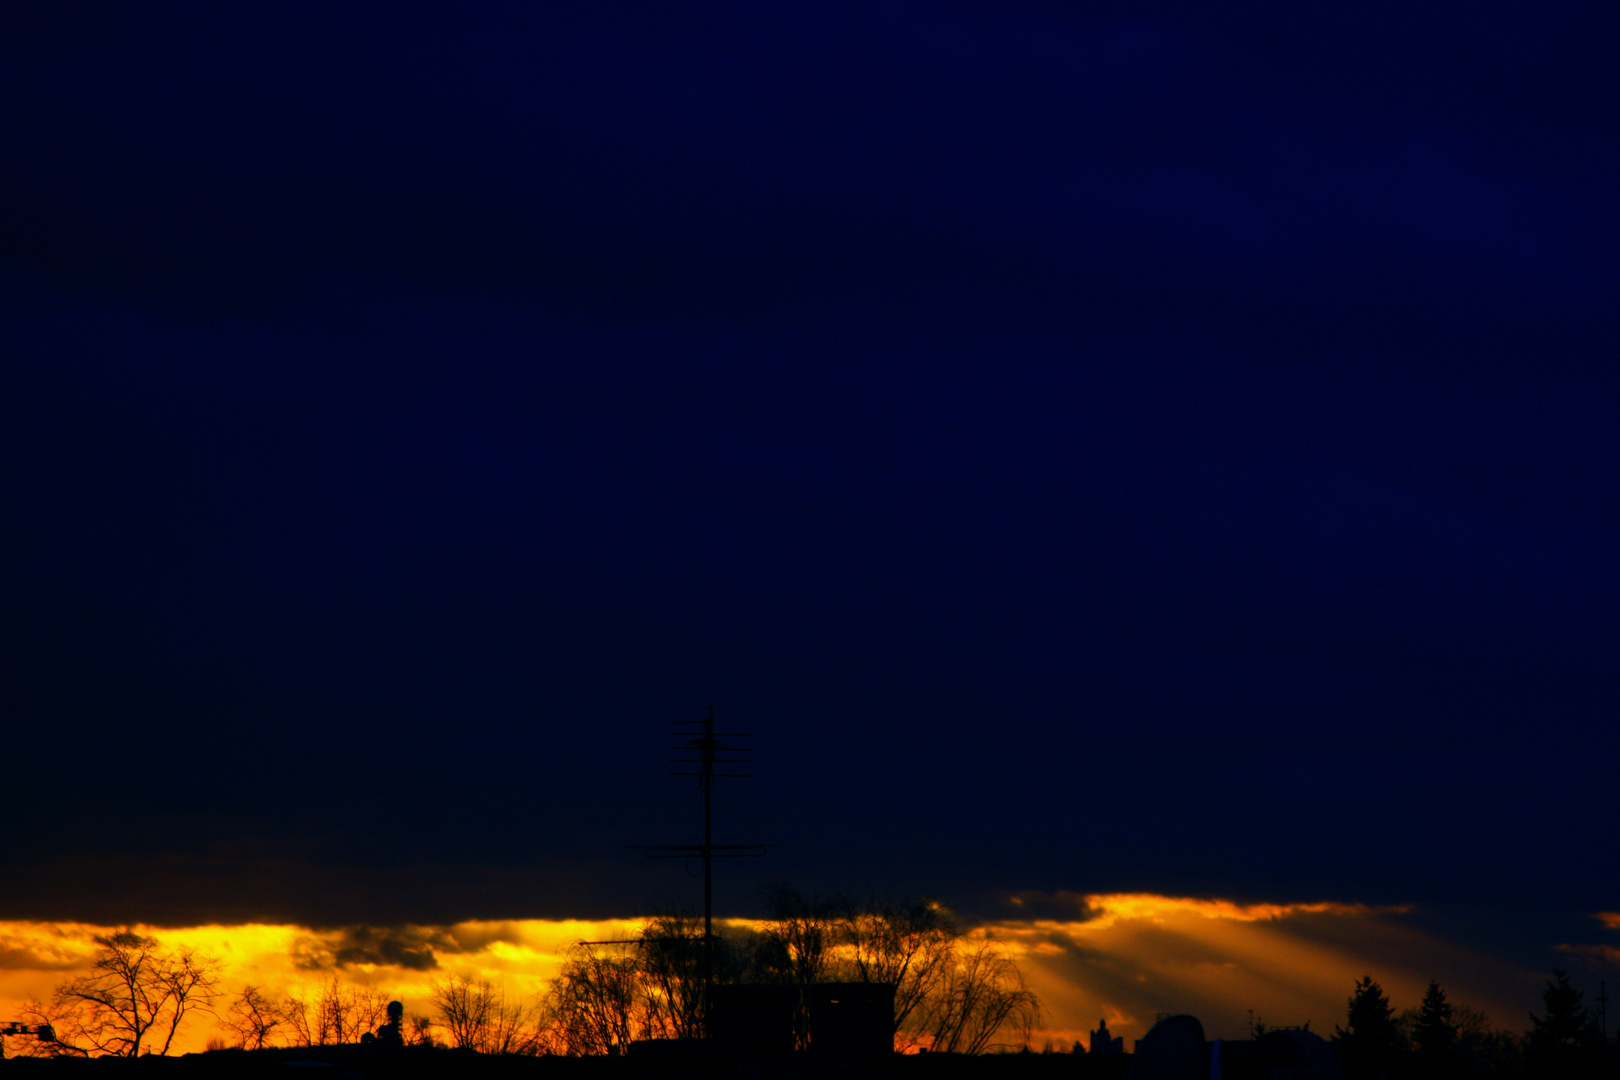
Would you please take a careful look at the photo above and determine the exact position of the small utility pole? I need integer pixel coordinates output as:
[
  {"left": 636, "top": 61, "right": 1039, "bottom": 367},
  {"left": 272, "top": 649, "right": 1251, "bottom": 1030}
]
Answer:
[{"left": 637, "top": 706, "right": 766, "bottom": 1033}]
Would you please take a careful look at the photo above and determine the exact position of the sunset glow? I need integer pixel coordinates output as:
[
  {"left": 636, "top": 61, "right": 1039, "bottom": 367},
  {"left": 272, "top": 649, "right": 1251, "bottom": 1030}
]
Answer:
[
  {"left": 984, "top": 894, "right": 1534, "bottom": 1050},
  {"left": 0, "top": 918, "right": 647, "bottom": 1055},
  {"left": 5, "top": 6, "right": 1611, "bottom": 1076},
  {"left": 0, "top": 897, "right": 1551, "bottom": 1056}
]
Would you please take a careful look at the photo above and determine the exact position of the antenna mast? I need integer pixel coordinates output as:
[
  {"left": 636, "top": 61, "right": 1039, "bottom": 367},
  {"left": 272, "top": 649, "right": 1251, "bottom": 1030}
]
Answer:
[{"left": 637, "top": 706, "right": 766, "bottom": 1031}]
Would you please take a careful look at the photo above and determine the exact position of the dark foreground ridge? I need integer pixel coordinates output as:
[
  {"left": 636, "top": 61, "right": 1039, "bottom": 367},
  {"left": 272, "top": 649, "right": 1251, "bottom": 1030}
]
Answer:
[{"left": 0, "top": 1046, "right": 1135, "bottom": 1080}]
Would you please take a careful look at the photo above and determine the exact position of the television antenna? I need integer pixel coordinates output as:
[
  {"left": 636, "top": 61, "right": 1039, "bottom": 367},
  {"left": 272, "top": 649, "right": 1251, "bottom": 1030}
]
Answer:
[{"left": 631, "top": 705, "right": 767, "bottom": 1026}]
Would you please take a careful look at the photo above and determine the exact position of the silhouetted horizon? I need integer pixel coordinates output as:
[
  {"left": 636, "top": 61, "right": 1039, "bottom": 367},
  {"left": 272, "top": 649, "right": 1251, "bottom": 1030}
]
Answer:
[{"left": 2, "top": 7, "right": 1613, "bottom": 1059}]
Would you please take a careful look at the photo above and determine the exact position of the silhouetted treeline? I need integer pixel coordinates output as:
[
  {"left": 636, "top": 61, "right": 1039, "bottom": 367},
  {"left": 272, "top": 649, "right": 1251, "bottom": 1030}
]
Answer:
[
  {"left": 544, "top": 887, "right": 1040, "bottom": 1055},
  {"left": 2, "top": 891, "right": 1039, "bottom": 1060},
  {"left": 8, "top": 925, "right": 1616, "bottom": 1079},
  {"left": 1327, "top": 970, "right": 1615, "bottom": 1079}
]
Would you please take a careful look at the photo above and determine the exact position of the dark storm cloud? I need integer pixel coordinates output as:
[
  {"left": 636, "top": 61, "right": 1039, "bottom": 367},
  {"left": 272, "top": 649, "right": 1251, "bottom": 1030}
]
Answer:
[
  {"left": 989, "top": 892, "right": 1108, "bottom": 925},
  {"left": 291, "top": 921, "right": 551, "bottom": 969},
  {"left": 292, "top": 926, "right": 445, "bottom": 972},
  {"left": 1, "top": 0, "right": 1614, "bottom": 939},
  {"left": 0, "top": 851, "right": 650, "bottom": 928},
  {"left": 0, "top": 947, "right": 86, "bottom": 973},
  {"left": 439, "top": 922, "right": 539, "bottom": 955},
  {"left": 276, "top": 922, "right": 558, "bottom": 973}
]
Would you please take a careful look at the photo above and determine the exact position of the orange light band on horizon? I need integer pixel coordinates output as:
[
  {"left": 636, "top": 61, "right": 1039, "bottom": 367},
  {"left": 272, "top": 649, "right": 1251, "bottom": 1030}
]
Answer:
[{"left": 0, "top": 897, "right": 1555, "bottom": 1055}]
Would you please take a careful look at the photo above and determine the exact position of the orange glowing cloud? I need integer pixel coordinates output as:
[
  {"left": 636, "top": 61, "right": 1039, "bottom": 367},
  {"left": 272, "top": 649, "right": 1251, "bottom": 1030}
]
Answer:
[
  {"left": 1546, "top": 913, "right": 1620, "bottom": 972},
  {"left": 0, "top": 899, "right": 1541, "bottom": 1058},
  {"left": 0, "top": 918, "right": 649, "bottom": 1055},
  {"left": 978, "top": 893, "right": 1528, "bottom": 1050}
]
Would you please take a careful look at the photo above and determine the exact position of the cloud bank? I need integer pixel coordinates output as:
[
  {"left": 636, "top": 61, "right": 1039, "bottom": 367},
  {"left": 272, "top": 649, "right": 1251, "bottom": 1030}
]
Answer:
[{"left": 3, "top": 894, "right": 1591, "bottom": 1054}]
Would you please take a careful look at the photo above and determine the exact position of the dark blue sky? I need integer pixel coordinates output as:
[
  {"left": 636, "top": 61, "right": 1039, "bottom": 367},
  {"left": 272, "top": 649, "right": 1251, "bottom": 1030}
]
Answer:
[{"left": 1, "top": 2, "right": 1614, "bottom": 971}]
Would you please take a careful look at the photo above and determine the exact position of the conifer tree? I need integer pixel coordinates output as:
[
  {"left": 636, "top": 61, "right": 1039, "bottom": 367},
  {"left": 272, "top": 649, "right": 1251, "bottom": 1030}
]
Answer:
[
  {"left": 1411, "top": 980, "right": 1456, "bottom": 1074},
  {"left": 1333, "top": 976, "right": 1400, "bottom": 1080},
  {"left": 1526, "top": 969, "right": 1603, "bottom": 1078}
]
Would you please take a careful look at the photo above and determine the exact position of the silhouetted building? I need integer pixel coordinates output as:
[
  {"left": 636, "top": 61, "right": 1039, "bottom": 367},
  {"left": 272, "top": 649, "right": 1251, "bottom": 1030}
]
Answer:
[
  {"left": 709, "top": 984, "right": 795, "bottom": 1057},
  {"left": 0, "top": 1022, "right": 56, "bottom": 1058},
  {"left": 808, "top": 982, "right": 895, "bottom": 1060},
  {"left": 378, "top": 1001, "right": 404, "bottom": 1048},
  {"left": 361, "top": 1001, "right": 404, "bottom": 1050},
  {"left": 1129, "top": 1015, "right": 1203, "bottom": 1080},
  {"left": 1091, "top": 1018, "right": 1125, "bottom": 1055},
  {"left": 1128, "top": 1014, "right": 1344, "bottom": 1080},
  {"left": 1215, "top": 1031, "right": 1344, "bottom": 1080}
]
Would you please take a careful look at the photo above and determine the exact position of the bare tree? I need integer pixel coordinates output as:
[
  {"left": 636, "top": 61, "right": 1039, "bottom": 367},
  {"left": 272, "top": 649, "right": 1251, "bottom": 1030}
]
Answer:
[
  {"left": 279, "top": 990, "right": 314, "bottom": 1047},
  {"left": 760, "top": 890, "right": 1033, "bottom": 1054},
  {"left": 331, "top": 979, "right": 389, "bottom": 1045},
  {"left": 48, "top": 931, "right": 222, "bottom": 1057},
  {"left": 758, "top": 886, "right": 839, "bottom": 987},
  {"left": 756, "top": 886, "right": 844, "bottom": 1051},
  {"left": 915, "top": 937, "right": 1041, "bottom": 1054},
  {"left": 478, "top": 993, "right": 540, "bottom": 1055},
  {"left": 279, "top": 977, "right": 389, "bottom": 1046},
  {"left": 839, "top": 896, "right": 956, "bottom": 1042},
  {"left": 219, "top": 985, "right": 283, "bottom": 1049},
  {"left": 13, "top": 997, "right": 82, "bottom": 1058},
  {"left": 405, "top": 1013, "right": 437, "bottom": 1047},
  {"left": 431, "top": 973, "right": 493, "bottom": 1049},
  {"left": 636, "top": 914, "right": 710, "bottom": 1041},
  {"left": 534, "top": 890, "right": 1043, "bottom": 1058},
  {"left": 429, "top": 974, "right": 540, "bottom": 1054},
  {"left": 543, "top": 944, "right": 647, "bottom": 1056}
]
